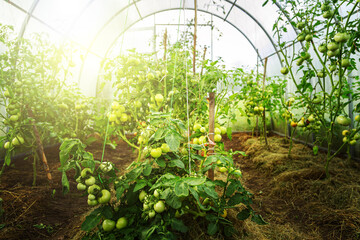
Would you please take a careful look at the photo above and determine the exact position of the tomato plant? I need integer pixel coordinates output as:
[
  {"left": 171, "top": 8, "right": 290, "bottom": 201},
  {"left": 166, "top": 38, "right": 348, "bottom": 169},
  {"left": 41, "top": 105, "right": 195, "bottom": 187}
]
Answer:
[{"left": 270, "top": 0, "right": 360, "bottom": 177}]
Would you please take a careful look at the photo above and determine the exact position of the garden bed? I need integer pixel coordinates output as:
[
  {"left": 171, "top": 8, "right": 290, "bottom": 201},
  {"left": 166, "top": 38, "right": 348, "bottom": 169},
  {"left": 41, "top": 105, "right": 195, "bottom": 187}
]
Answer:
[{"left": 0, "top": 133, "right": 359, "bottom": 240}]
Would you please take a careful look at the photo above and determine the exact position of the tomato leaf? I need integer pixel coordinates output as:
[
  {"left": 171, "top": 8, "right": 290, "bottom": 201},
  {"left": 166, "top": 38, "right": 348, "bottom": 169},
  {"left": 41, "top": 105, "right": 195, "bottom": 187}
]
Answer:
[
  {"left": 156, "top": 158, "right": 166, "bottom": 168},
  {"left": 165, "top": 130, "right": 182, "bottom": 151},
  {"left": 142, "top": 163, "right": 152, "bottom": 176},
  {"left": 207, "top": 222, "right": 218, "bottom": 235},
  {"left": 226, "top": 127, "right": 232, "bottom": 140},
  {"left": 174, "top": 181, "right": 189, "bottom": 197},
  {"left": 237, "top": 208, "right": 251, "bottom": 220},
  {"left": 171, "top": 219, "right": 188, "bottom": 233},
  {"left": 183, "top": 176, "right": 206, "bottom": 186},
  {"left": 170, "top": 159, "right": 185, "bottom": 169},
  {"left": 134, "top": 180, "right": 147, "bottom": 192},
  {"left": 81, "top": 209, "right": 102, "bottom": 231},
  {"left": 165, "top": 191, "right": 182, "bottom": 209},
  {"left": 251, "top": 214, "right": 267, "bottom": 225},
  {"left": 204, "top": 186, "right": 219, "bottom": 199},
  {"left": 61, "top": 171, "right": 70, "bottom": 195}
]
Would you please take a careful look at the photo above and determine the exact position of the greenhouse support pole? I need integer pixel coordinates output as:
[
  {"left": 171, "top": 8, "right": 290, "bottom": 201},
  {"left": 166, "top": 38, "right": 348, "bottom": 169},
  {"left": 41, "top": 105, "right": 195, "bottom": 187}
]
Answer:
[
  {"left": 193, "top": 0, "right": 197, "bottom": 75},
  {"left": 208, "top": 92, "right": 215, "bottom": 180},
  {"left": 28, "top": 108, "right": 52, "bottom": 183},
  {"left": 263, "top": 58, "right": 269, "bottom": 147}
]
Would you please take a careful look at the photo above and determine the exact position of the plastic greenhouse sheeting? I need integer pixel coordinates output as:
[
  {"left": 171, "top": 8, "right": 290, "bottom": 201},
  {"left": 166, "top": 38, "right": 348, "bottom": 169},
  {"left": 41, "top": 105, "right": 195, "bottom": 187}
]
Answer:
[{"left": 0, "top": 0, "right": 297, "bottom": 96}]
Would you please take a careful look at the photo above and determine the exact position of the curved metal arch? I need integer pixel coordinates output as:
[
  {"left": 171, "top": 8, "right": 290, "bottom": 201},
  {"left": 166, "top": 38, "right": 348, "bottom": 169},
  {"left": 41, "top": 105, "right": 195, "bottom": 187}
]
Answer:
[
  {"left": 223, "top": 0, "right": 282, "bottom": 64},
  {"left": 91, "top": 8, "right": 266, "bottom": 90}
]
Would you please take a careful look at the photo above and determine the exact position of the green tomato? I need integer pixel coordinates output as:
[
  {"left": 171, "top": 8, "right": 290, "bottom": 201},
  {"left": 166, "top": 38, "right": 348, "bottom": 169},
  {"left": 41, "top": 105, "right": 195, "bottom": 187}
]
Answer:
[
  {"left": 327, "top": 42, "right": 339, "bottom": 51},
  {"left": 327, "top": 49, "right": 339, "bottom": 57},
  {"left": 116, "top": 217, "right": 128, "bottom": 229},
  {"left": 323, "top": 10, "right": 334, "bottom": 19},
  {"left": 135, "top": 100, "right": 142, "bottom": 108},
  {"left": 153, "top": 189, "right": 160, "bottom": 198},
  {"left": 219, "top": 166, "right": 227, "bottom": 172},
  {"left": 161, "top": 143, "right": 170, "bottom": 153},
  {"left": 11, "top": 137, "right": 20, "bottom": 146},
  {"left": 88, "top": 194, "right": 96, "bottom": 200},
  {"left": 296, "top": 21, "right": 305, "bottom": 29},
  {"left": 296, "top": 58, "right": 304, "bottom": 66},
  {"left": 81, "top": 168, "right": 93, "bottom": 178},
  {"left": 355, "top": 115, "right": 360, "bottom": 122},
  {"left": 102, "top": 219, "right": 115, "bottom": 232},
  {"left": 329, "top": 64, "right": 337, "bottom": 72},
  {"left": 148, "top": 210, "right": 156, "bottom": 218},
  {"left": 88, "top": 184, "right": 101, "bottom": 195},
  {"left": 87, "top": 199, "right": 98, "bottom": 206},
  {"left": 336, "top": 115, "right": 351, "bottom": 126},
  {"left": 155, "top": 94, "right": 164, "bottom": 104},
  {"left": 305, "top": 34, "right": 313, "bottom": 42},
  {"left": 321, "top": 3, "right": 330, "bottom": 11},
  {"left": 341, "top": 58, "right": 350, "bottom": 68},
  {"left": 99, "top": 162, "right": 113, "bottom": 173},
  {"left": 220, "top": 126, "right": 227, "bottom": 135},
  {"left": 9, "top": 115, "right": 19, "bottom": 122},
  {"left": 297, "top": 34, "right": 305, "bottom": 42},
  {"left": 200, "top": 127, "right": 206, "bottom": 133},
  {"left": 334, "top": 33, "right": 349, "bottom": 43},
  {"left": 154, "top": 201, "right": 166, "bottom": 213},
  {"left": 301, "top": 52, "right": 311, "bottom": 60},
  {"left": 143, "top": 203, "right": 149, "bottom": 210},
  {"left": 120, "top": 113, "right": 128, "bottom": 122},
  {"left": 280, "top": 67, "right": 289, "bottom": 75},
  {"left": 77, "top": 183, "right": 87, "bottom": 191},
  {"left": 98, "top": 189, "right": 111, "bottom": 204},
  {"left": 150, "top": 148, "right": 162, "bottom": 158},
  {"left": 318, "top": 44, "right": 327, "bottom": 53},
  {"left": 198, "top": 136, "right": 206, "bottom": 144},
  {"left": 139, "top": 190, "right": 147, "bottom": 202},
  {"left": 350, "top": 140, "right": 357, "bottom": 145},
  {"left": 214, "top": 134, "right": 222, "bottom": 142},
  {"left": 85, "top": 176, "right": 96, "bottom": 186},
  {"left": 4, "top": 141, "right": 10, "bottom": 149},
  {"left": 192, "top": 138, "right": 199, "bottom": 144}
]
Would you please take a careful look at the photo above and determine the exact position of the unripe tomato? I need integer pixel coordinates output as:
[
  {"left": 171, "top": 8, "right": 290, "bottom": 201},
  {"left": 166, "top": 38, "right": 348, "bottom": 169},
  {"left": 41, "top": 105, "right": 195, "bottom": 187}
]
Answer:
[
  {"left": 102, "top": 219, "right": 115, "bottom": 232},
  {"left": 214, "top": 134, "right": 222, "bottom": 142},
  {"left": 111, "top": 101, "right": 120, "bottom": 110},
  {"left": 155, "top": 94, "right": 164, "bottom": 104},
  {"left": 350, "top": 140, "right": 357, "bottom": 145},
  {"left": 218, "top": 167, "right": 227, "bottom": 173},
  {"left": 150, "top": 148, "right": 162, "bottom": 158},
  {"left": 193, "top": 138, "right": 199, "bottom": 144},
  {"left": 120, "top": 113, "right": 128, "bottom": 122},
  {"left": 9, "top": 115, "right": 19, "bottom": 122},
  {"left": 139, "top": 190, "right": 147, "bottom": 202},
  {"left": 220, "top": 126, "right": 227, "bottom": 135},
  {"left": 318, "top": 44, "right": 327, "bottom": 53},
  {"left": 198, "top": 136, "right": 206, "bottom": 144},
  {"left": 98, "top": 189, "right": 111, "bottom": 204},
  {"left": 305, "top": 34, "right": 313, "bottom": 42},
  {"left": 327, "top": 42, "right": 339, "bottom": 51},
  {"left": 4, "top": 141, "right": 10, "bottom": 149},
  {"left": 334, "top": 33, "right": 349, "bottom": 43},
  {"left": 88, "top": 194, "right": 96, "bottom": 200},
  {"left": 135, "top": 100, "right": 142, "bottom": 108},
  {"left": 148, "top": 210, "right": 156, "bottom": 218},
  {"left": 161, "top": 143, "right": 170, "bottom": 153},
  {"left": 341, "top": 59, "right": 350, "bottom": 68},
  {"left": 214, "top": 128, "right": 221, "bottom": 135},
  {"left": 297, "top": 34, "right": 305, "bottom": 42},
  {"left": 87, "top": 199, "right": 98, "bottom": 206},
  {"left": 342, "top": 130, "right": 350, "bottom": 136},
  {"left": 81, "top": 168, "right": 93, "bottom": 178},
  {"left": 200, "top": 127, "right": 206, "bottom": 133},
  {"left": 88, "top": 184, "right": 101, "bottom": 195},
  {"left": 154, "top": 201, "right": 166, "bottom": 213},
  {"left": 323, "top": 10, "right": 334, "bottom": 19},
  {"left": 116, "top": 217, "right": 128, "bottom": 229},
  {"left": 355, "top": 115, "right": 360, "bottom": 122},
  {"left": 296, "top": 21, "right": 305, "bottom": 29},
  {"left": 280, "top": 67, "right": 289, "bottom": 75},
  {"left": 147, "top": 72, "right": 155, "bottom": 80},
  {"left": 77, "top": 183, "right": 87, "bottom": 191},
  {"left": 220, "top": 209, "right": 227, "bottom": 218},
  {"left": 336, "top": 115, "right": 351, "bottom": 126},
  {"left": 85, "top": 176, "right": 96, "bottom": 186}
]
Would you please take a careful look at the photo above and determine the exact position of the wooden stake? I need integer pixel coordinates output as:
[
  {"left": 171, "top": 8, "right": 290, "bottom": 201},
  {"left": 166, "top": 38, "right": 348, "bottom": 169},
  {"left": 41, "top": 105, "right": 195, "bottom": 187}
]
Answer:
[
  {"left": 200, "top": 46, "right": 207, "bottom": 77},
  {"left": 163, "top": 28, "right": 167, "bottom": 61},
  {"left": 193, "top": 0, "right": 197, "bottom": 75},
  {"left": 263, "top": 57, "right": 269, "bottom": 147},
  {"left": 207, "top": 92, "right": 215, "bottom": 180},
  {"left": 27, "top": 108, "right": 52, "bottom": 183}
]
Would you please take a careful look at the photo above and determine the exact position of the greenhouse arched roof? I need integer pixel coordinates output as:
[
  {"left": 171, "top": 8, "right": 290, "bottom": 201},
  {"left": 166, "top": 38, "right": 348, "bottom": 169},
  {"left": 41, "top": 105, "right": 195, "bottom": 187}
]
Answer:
[{"left": 0, "top": 0, "right": 296, "bottom": 95}]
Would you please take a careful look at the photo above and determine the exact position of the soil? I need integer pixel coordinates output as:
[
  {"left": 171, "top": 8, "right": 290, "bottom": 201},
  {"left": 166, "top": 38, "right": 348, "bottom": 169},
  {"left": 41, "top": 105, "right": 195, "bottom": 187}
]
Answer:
[{"left": 0, "top": 132, "right": 359, "bottom": 240}]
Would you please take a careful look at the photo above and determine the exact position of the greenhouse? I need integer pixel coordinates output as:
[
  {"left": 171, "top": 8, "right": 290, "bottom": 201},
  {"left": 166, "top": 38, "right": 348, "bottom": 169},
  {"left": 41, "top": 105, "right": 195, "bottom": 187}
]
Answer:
[{"left": 0, "top": 0, "right": 359, "bottom": 239}]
